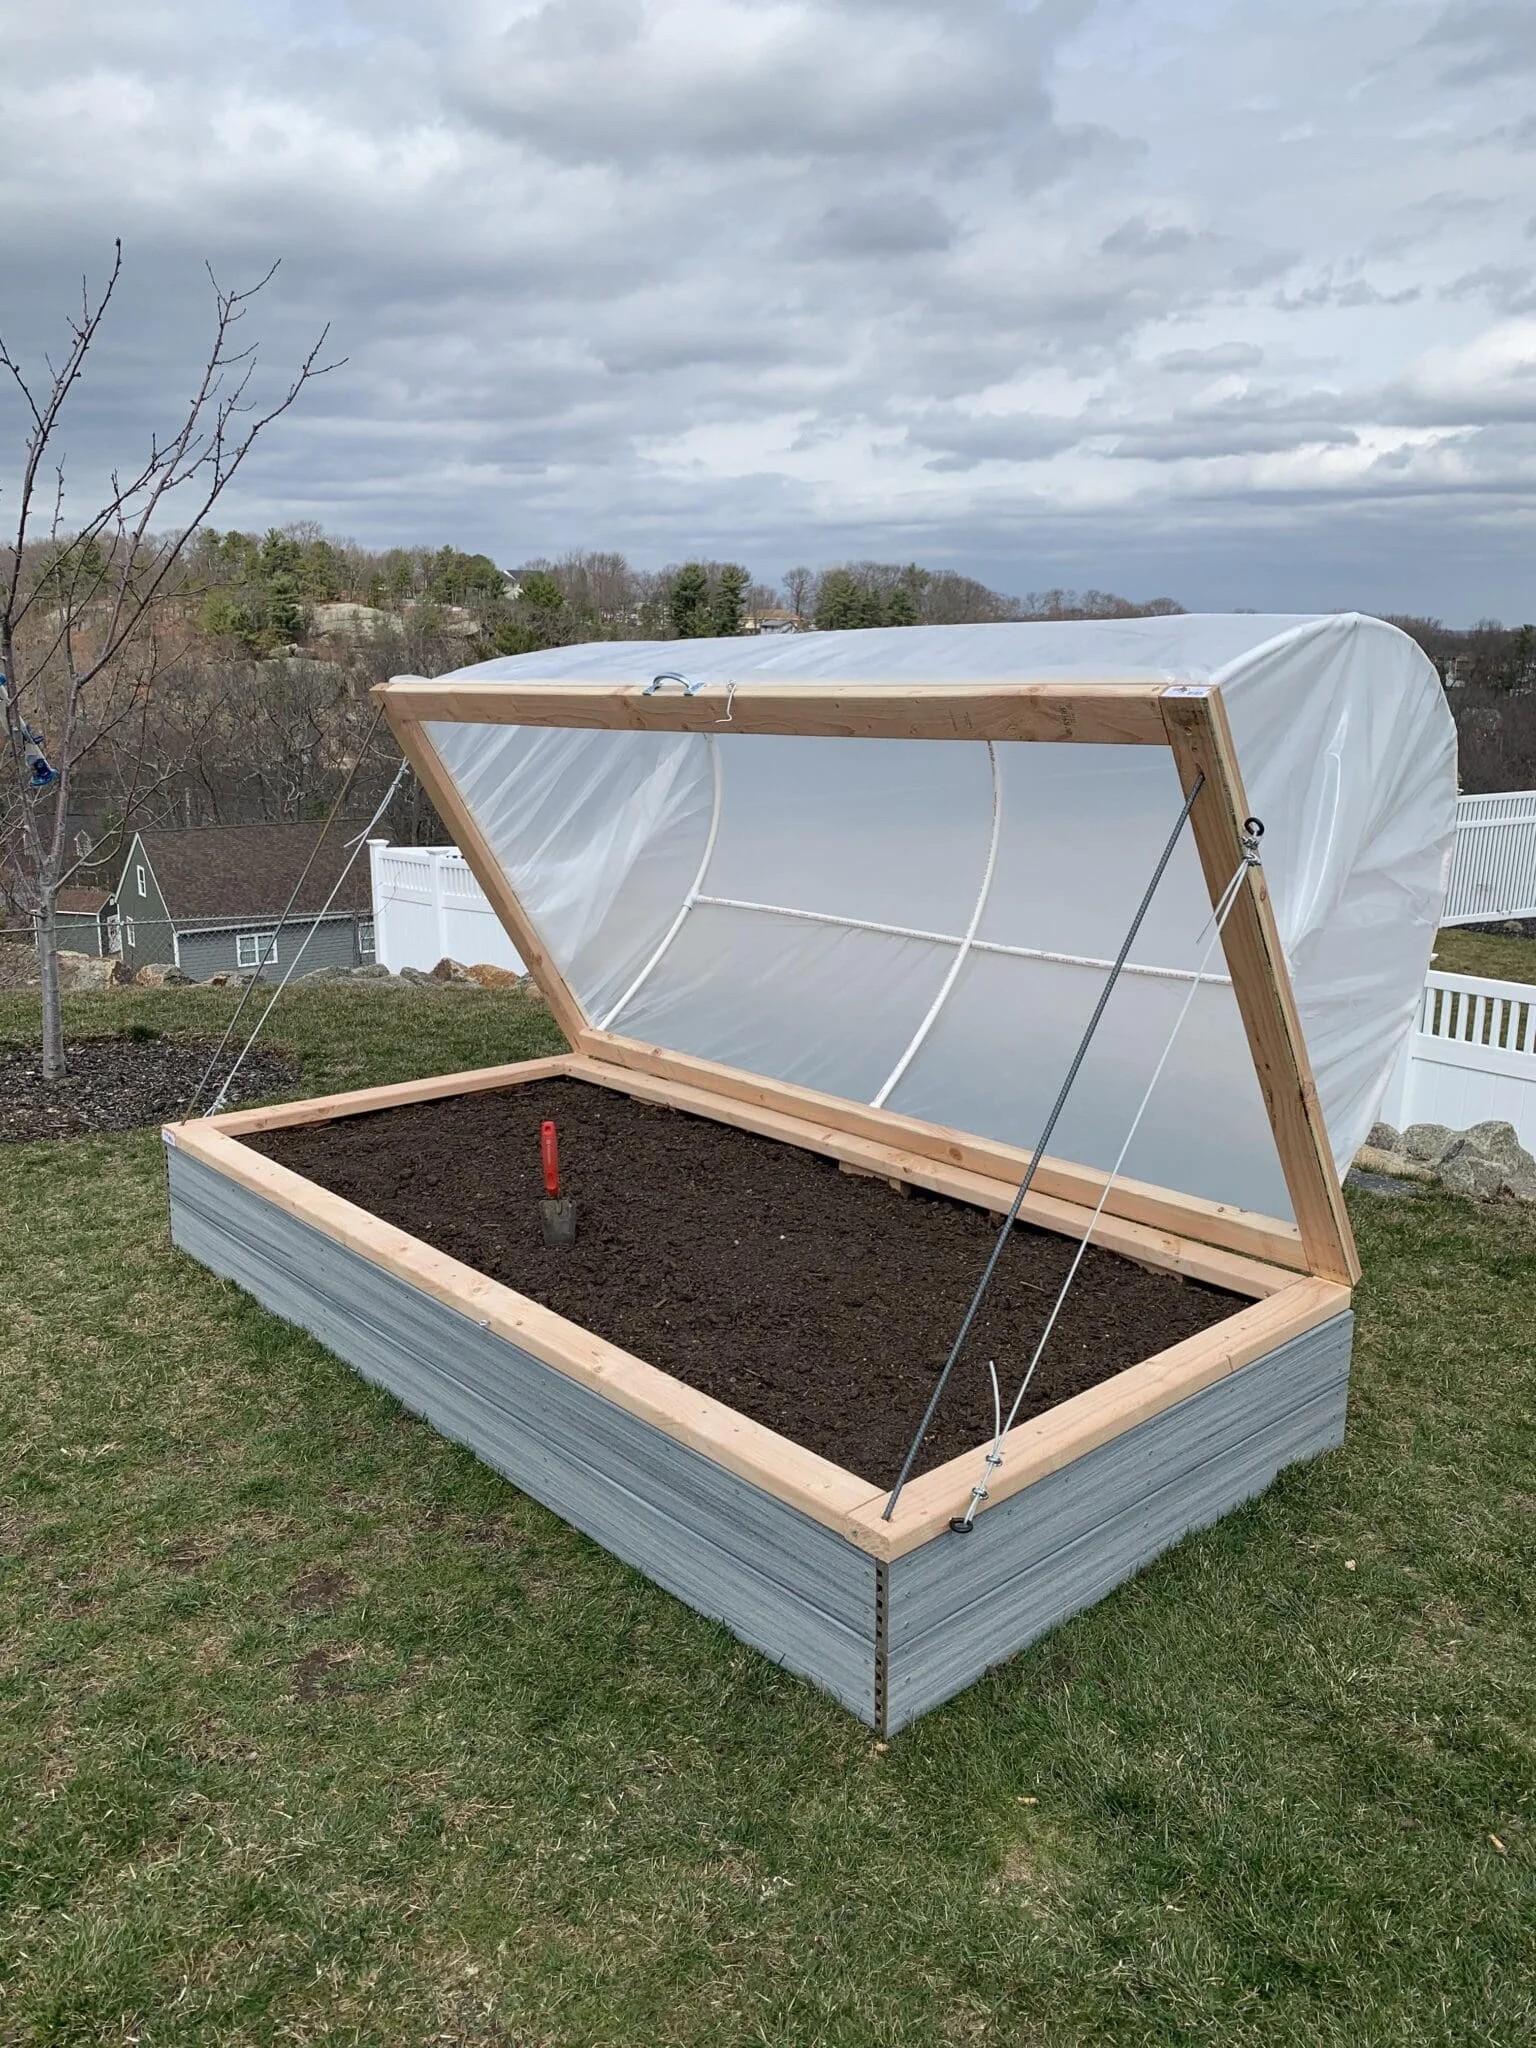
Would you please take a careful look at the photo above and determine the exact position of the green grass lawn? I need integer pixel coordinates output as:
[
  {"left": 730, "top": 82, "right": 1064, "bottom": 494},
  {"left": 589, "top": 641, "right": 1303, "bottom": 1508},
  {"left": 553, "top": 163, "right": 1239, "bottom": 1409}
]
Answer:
[
  {"left": 2, "top": 984, "right": 1532, "bottom": 2046},
  {"left": 1432, "top": 925, "right": 1536, "bottom": 985}
]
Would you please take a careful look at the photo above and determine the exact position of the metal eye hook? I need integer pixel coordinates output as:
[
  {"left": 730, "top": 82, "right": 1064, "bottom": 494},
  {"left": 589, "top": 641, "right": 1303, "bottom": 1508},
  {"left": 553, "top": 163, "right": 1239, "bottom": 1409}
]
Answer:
[
  {"left": 644, "top": 671, "right": 703, "bottom": 697},
  {"left": 717, "top": 678, "right": 737, "bottom": 725}
]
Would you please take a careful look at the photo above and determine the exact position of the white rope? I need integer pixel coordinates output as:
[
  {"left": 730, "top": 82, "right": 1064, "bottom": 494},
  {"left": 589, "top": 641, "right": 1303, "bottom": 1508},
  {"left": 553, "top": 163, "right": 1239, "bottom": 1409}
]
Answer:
[
  {"left": 200, "top": 756, "right": 412, "bottom": 1116},
  {"left": 951, "top": 850, "right": 1256, "bottom": 1532}
]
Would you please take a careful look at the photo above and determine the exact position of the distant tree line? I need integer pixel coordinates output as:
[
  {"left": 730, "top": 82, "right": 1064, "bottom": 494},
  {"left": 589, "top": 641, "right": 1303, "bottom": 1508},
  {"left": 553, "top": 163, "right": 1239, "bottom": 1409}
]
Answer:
[
  {"left": 176, "top": 526, "right": 1189, "bottom": 661},
  {"left": 1387, "top": 616, "right": 1536, "bottom": 697},
  {"left": 190, "top": 525, "right": 508, "bottom": 656},
  {"left": 1384, "top": 617, "right": 1536, "bottom": 795},
  {"left": 13, "top": 512, "right": 1534, "bottom": 898}
]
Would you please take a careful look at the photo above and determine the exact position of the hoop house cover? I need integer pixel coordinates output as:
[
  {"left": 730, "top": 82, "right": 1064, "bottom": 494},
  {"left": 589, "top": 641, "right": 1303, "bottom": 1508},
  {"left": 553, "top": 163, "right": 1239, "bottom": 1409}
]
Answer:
[{"left": 389, "top": 614, "right": 1455, "bottom": 1230}]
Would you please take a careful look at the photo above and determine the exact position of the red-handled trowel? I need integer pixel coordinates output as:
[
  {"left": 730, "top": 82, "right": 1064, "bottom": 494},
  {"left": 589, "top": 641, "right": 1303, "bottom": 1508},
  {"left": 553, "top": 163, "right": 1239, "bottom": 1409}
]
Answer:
[{"left": 538, "top": 1119, "right": 578, "bottom": 1247}]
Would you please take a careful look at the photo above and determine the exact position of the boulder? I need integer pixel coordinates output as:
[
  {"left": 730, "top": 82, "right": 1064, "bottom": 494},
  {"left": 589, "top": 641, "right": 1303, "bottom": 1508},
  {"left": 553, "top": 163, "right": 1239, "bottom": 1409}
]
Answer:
[
  {"left": 429, "top": 956, "right": 476, "bottom": 985},
  {"left": 351, "top": 963, "right": 395, "bottom": 979},
  {"left": 132, "top": 962, "right": 189, "bottom": 988},
  {"left": 1402, "top": 1123, "right": 1456, "bottom": 1166},
  {"left": 465, "top": 962, "right": 523, "bottom": 989},
  {"left": 1366, "top": 1121, "right": 1402, "bottom": 1153},
  {"left": 295, "top": 964, "right": 351, "bottom": 984},
  {"left": 1436, "top": 1144, "right": 1508, "bottom": 1202},
  {"left": 1437, "top": 1120, "right": 1536, "bottom": 1202},
  {"left": 1460, "top": 1119, "right": 1528, "bottom": 1168},
  {"left": 54, "top": 949, "right": 119, "bottom": 992}
]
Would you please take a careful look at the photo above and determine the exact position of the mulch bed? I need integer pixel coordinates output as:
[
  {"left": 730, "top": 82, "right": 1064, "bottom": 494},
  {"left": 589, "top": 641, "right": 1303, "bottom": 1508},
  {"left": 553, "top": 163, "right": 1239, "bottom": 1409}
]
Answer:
[
  {"left": 0, "top": 1036, "right": 299, "bottom": 1144},
  {"left": 252, "top": 1077, "right": 1244, "bottom": 1487}
]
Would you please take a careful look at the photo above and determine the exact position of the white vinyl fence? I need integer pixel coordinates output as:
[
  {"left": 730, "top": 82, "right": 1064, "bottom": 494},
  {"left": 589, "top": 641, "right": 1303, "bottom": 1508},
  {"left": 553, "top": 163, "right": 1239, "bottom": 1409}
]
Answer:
[
  {"left": 367, "top": 841, "right": 524, "bottom": 974},
  {"left": 1444, "top": 790, "right": 1536, "bottom": 925},
  {"left": 1377, "top": 970, "right": 1536, "bottom": 1150}
]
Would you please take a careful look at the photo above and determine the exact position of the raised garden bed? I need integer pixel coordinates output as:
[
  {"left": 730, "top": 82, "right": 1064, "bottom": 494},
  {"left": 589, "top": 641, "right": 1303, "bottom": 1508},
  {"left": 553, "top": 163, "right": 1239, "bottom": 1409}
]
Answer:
[
  {"left": 164, "top": 628, "right": 1457, "bottom": 1730},
  {"left": 166, "top": 1050, "right": 1353, "bottom": 1735}
]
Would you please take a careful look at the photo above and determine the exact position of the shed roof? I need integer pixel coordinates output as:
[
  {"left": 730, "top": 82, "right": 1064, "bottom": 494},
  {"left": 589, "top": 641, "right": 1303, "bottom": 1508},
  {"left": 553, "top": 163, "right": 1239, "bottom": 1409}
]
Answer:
[
  {"left": 133, "top": 823, "right": 372, "bottom": 924},
  {"left": 56, "top": 888, "right": 110, "bottom": 914}
]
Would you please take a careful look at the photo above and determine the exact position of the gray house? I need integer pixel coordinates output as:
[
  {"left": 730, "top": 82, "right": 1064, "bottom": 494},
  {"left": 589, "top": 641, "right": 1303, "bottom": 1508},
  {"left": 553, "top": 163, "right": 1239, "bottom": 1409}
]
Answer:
[
  {"left": 116, "top": 823, "right": 375, "bottom": 980},
  {"left": 53, "top": 886, "right": 120, "bottom": 957}
]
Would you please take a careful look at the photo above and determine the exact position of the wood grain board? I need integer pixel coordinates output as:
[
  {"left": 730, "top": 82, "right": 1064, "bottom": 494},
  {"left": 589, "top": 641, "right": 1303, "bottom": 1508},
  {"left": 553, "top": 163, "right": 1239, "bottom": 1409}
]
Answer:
[
  {"left": 378, "top": 678, "right": 1172, "bottom": 746},
  {"left": 1160, "top": 688, "right": 1360, "bottom": 1287}
]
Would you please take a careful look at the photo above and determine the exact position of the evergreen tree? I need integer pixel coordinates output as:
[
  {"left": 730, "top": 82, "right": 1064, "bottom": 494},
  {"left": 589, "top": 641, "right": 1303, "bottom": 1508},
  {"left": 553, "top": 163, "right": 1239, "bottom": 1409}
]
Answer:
[
  {"left": 266, "top": 575, "right": 305, "bottom": 644},
  {"left": 711, "top": 562, "right": 749, "bottom": 637},
  {"left": 813, "top": 568, "right": 863, "bottom": 630},
  {"left": 294, "top": 536, "right": 343, "bottom": 602},
  {"left": 40, "top": 533, "right": 107, "bottom": 600},
  {"left": 259, "top": 528, "right": 302, "bottom": 581},
  {"left": 669, "top": 562, "right": 711, "bottom": 638},
  {"left": 198, "top": 591, "right": 261, "bottom": 651}
]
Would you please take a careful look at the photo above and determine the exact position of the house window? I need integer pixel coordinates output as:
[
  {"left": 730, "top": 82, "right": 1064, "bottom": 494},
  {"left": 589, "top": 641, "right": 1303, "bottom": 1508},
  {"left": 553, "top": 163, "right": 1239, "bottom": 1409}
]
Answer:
[
  {"left": 358, "top": 918, "right": 375, "bottom": 960},
  {"left": 236, "top": 931, "right": 278, "bottom": 970},
  {"left": 136, "top": 864, "right": 146, "bottom": 897},
  {"left": 124, "top": 918, "right": 136, "bottom": 949}
]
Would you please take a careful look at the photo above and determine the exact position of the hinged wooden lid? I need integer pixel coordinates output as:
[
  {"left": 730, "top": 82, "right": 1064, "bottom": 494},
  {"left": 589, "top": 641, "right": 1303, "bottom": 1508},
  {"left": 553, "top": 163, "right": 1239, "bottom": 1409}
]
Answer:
[{"left": 377, "top": 662, "right": 1361, "bottom": 1287}]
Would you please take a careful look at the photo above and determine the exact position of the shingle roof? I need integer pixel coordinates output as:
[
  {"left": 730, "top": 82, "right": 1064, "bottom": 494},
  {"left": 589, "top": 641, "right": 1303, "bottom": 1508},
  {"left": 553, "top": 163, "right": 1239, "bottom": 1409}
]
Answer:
[
  {"left": 134, "top": 823, "right": 373, "bottom": 925},
  {"left": 57, "top": 888, "right": 110, "bottom": 914}
]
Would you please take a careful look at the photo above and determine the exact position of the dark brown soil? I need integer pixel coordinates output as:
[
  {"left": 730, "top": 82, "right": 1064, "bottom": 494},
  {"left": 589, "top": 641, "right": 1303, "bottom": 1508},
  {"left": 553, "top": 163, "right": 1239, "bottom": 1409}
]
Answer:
[
  {"left": 252, "top": 1078, "right": 1244, "bottom": 1489},
  {"left": 292, "top": 1647, "right": 354, "bottom": 1702},
  {"left": 0, "top": 1035, "right": 299, "bottom": 1144},
  {"left": 286, "top": 1567, "right": 353, "bottom": 1612}
]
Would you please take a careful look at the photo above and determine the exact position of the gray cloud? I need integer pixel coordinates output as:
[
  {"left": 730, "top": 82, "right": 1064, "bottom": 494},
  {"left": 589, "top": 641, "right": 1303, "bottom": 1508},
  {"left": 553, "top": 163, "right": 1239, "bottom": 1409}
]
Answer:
[
  {"left": 804, "top": 193, "right": 958, "bottom": 259},
  {"left": 1158, "top": 343, "right": 1266, "bottom": 374},
  {"left": 1100, "top": 218, "right": 1203, "bottom": 259},
  {"left": 1441, "top": 265, "right": 1536, "bottom": 314},
  {"left": 1422, "top": 3, "right": 1536, "bottom": 84},
  {"left": 0, "top": 0, "right": 1532, "bottom": 619},
  {"left": 905, "top": 409, "right": 1092, "bottom": 472},
  {"left": 1275, "top": 273, "right": 1423, "bottom": 312},
  {"left": 449, "top": 0, "right": 1076, "bottom": 168},
  {"left": 1109, "top": 420, "right": 1359, "bottom": 461}
]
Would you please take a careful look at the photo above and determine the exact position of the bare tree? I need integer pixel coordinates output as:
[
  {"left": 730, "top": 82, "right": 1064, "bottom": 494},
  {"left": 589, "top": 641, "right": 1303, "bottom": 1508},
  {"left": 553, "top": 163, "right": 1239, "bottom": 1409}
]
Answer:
[
  {"left": 781, "top": 565, "right": 814, "bottom": 624},
  {"left": 0, "top": 243, "right": 337, "bottom": 1076}
]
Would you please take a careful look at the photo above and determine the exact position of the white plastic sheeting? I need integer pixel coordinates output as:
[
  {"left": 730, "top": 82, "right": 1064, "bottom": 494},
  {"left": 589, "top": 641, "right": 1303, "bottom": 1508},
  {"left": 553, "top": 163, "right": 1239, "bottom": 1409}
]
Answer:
[{"left": 419, "top": 613, "right": 1457, "bottom": 1222}]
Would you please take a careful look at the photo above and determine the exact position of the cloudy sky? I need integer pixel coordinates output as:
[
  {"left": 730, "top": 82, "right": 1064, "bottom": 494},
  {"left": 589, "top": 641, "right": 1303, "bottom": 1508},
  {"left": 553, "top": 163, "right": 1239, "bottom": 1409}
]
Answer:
[{"left": 3, "top": 0, "right": 1535, "bottom": 618}]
